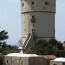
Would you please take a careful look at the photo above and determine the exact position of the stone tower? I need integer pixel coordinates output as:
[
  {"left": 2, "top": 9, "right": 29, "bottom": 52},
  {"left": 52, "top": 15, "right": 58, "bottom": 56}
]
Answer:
[{"left": 21, "top": 0, "right": 56, "bottom": 49}]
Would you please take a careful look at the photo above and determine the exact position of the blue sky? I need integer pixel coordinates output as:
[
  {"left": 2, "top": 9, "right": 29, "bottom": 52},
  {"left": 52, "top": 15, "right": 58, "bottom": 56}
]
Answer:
[
  {"left": 56, "top": 0, "right": 65, "bottom": 42},
  {"left": 0, "top": 0, "right": 21, "bottom": 45},
  {"left": 0, "top": 0, "right": 65, "bottom": 45}
]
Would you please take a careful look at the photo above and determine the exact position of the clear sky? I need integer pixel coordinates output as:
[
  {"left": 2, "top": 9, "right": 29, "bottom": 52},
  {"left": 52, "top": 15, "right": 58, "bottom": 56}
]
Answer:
[{"left": 0, "top": 0, "right": 65, "bottom": 45}]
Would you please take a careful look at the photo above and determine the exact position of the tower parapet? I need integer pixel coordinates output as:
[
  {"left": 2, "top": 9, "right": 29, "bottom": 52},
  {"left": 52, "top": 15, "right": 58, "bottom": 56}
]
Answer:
[{"left": 21, "top": 0, "right": 56, "bottom": 13}]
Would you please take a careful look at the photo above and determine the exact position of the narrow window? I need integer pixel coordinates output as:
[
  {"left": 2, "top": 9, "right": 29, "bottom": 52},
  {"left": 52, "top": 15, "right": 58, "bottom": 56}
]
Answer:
[
  {"left": 31, "top": 16, "right": 36, "bottom": 23},
  {"left": 45, "top": 2, "right": 48, "bottom": 5},
  {"left": 32, "top": 16, "right": 35, "bottom": 19},
  {"left": 7, "top": 60, "right": 8, "bottom": 63},
  {"left": 22, "top": 3, "right": 24, "bottom": 7},
  {"left": 31, "top": 2, "right": 34, "bottom": 5}
]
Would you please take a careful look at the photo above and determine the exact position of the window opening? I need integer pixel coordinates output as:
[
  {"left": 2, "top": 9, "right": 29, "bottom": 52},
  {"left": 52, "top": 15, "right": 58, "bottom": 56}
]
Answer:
[
  {"left": 45, "top": 2, "right": 48, "bottom": 5},
  {"left": 32, "top": 16, "right": 35, "bottom": 19},
  {"left": 31, "top": 16, "right": 36, "bottom": 23},
  {"left": 7, "top": 60, "right": 8, "bottom": 63},
  {"left": 22, "top": 3, "right": 24, "bottom": 7},
  {"left": 31, "top": 2, "right": 34, "bottom": 5}
]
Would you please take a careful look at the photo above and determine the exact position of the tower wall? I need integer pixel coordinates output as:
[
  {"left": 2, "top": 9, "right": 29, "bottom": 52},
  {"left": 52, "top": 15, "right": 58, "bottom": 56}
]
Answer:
[{"left": 21, "top": 0, "right": 56, "bottom": 46}]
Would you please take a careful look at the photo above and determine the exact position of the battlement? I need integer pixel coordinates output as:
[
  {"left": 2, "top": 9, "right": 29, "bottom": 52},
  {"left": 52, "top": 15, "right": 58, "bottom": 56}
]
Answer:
[{"left": 21, "top": 0, "right": 56, "bottom": 13}]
